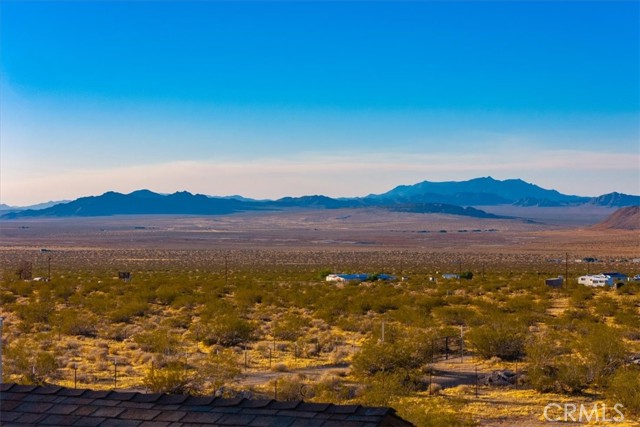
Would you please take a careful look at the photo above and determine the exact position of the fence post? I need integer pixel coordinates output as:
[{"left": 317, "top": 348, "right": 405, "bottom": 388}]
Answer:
[
  {"left": 475, "top": 366, "right": 478, "bottom": 397},
  {"left": 460, "top": 326, "right": 464, "bottom": 363},
  {"left": 113, "top": 359, "right": 117, "bottom": 389},
  {"left": 445, "top": 336, "right": 449, "bottom": 360}
]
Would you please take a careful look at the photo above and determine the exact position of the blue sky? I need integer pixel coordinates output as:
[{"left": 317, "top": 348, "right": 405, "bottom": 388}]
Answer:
[{"left": 1, "top": 0, "right": 638, "bottom": 205}]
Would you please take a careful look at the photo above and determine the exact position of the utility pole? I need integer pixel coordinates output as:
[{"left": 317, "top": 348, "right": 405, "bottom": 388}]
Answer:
[
  {"left": 381, "top": 321, "right": 385, "bottom": 344},
  {"left": 47, "top": 256, "right": 51, "bottom": 281},
  {"left": 224, "top": 254, "right": 229, "bottom": 287},
  {"left": 460, "top": 325, "right": 464, "bottom": 363},
  {"left": 565, "top": 253, "right": 568, "bottom": 288},
  {"left": 113, "top": 359, "right": 118, "bottom": 389},
  {"left": 73, "top": 363, "right": 78, "bottom": 389}
]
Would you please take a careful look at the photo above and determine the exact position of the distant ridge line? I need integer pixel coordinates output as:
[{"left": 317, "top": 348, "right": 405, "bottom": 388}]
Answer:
[{"left": 2, "top": 177, "right": 638, "bottom": 219}]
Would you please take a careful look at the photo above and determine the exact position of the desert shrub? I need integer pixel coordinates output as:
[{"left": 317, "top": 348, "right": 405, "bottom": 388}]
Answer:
[
  {"left": 467, "top": 320, "right": 526, "bottom": 361},
  {"left": 310, "top": 373, "right": 354, "bottom": 401},
  {"left": 394, "top": 398, "right": 476, "bottom": 427},
  {"left": 432, "top": 306, "right": 478, "bottom": 326},
  {"left": 143, "top": 360, "right": 202, "bottom": 394},
  {"left": 352, "top": 327, "right": 434, "bottom": 377},
  {"left": 270, "top": 374, "right": 308, "bottom": 401},
  {"left": 56, "top": 309, "right": 98, "bottom": 337},
  {"left": 525, "top": 334, "right": 587, "bottom": 394},
  {"left": 570, "top": 286, "right": 594, "bottom": 308},
  {"left": 234, "top": 287, "right": 263, "bottom": 309},
  {"left": 202, "top": 313, "right": 256, "bottom": 347},
  {"left": 606, "top": 367, "right": 640, "bottom": 415},
  {"left": 155, "top": 284, "right": 181, "bottom": 305},
  {"left": 593, "top": 295, "right": 618, "bottom": 317},
  {"left": 315, "top": 295, "right": 349, "bottom": 323},
  {"left": 503, "top": 295, "right": 544, "bottom": 315},
  {"left": 14, "top": 292, "right": 55, "bottom": 326},
  {"left": 481, "top": 281, "right": 506, "bottom": 292},
  {"left": 109, "top": 299, "right": 149, "bottom": 323},
  {"left": 354, "top": 372, "right": 428, "bottom": 406},
  {"left": 414, "top": 296, "right": 446, "bottom": 313},
  {"left": 3, "top": 279, "right": 33, "bottom": 297},
  {"left": 273, "top": 312, "right": 311, "bottom": 341},
  {"left": 5, "top": 341, "right": 59, "bottom": 385},
  {"left": 202, "top": 348, "right": 241, "bottom": 394},
  {"left": 579, "top": 323, "right": 626, "bottom": 386},
  {"left": 556, "top": 309, "right": 601, "bottom": 331},
  {"left": 134, "top": 327, "right": 181, "bottom": 355},
  {"left": 460, "top": 271, "right": 473, "bottom": 280},
  {"left": 51, "top": 281, "right": 75, "bottom": 300}
]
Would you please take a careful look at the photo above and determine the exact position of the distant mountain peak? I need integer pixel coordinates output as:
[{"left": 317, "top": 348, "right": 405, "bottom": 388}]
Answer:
[
  {"left": 369, "top": 177, "right": 587, "bottom": 206},
  {"left": 128, "top": 189, "right": 160, "bottom": 197}
]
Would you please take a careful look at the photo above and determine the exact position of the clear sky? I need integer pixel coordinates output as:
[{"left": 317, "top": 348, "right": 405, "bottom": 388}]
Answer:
[{"left": 1, "top": 0, "right": 638, "bottom": 206}]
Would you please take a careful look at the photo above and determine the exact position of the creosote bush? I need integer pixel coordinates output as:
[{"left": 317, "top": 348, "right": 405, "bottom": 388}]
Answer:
[{"left": 468, "top": 318, "right": 526, "bottom": 361}]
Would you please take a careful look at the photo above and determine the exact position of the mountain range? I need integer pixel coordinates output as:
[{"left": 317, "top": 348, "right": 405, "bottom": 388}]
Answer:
[{"left": 2, "top": 177, "right": 638, "bottom": 219}]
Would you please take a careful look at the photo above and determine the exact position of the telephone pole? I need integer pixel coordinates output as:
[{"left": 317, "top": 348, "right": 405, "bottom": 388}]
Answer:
[{"left": 565, "top": 253, "right": 568, "bottom": 288}]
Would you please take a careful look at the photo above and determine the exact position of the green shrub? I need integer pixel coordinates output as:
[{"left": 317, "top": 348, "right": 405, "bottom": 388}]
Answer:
[
  {"left": 467, "top": 321, "right": 526, "bottom": 361},
  {"left": 579, "top": 324, "right": 626, "bottom": 387},
  {"left": 56, "top": 309, "right": 98, "bottom": 337},
  {"left": 143, "top": 360, "right": 202, "bottom": 394},
  {"left": 5, "top": 340, "right": 59, "bottom": 385},
  {"left": 202, "top": 313, "right": 256, "bottom": 347},
  {"left": 432, "top": 306, "right": 478, "bottom": 326},
  {"left": 606, "top": 367, "right": 640, "bottom": 416},
  {"left": 352, "top": 327, "right": 434, "bottom": 377},
  {"left": 273, "top": 312, "right": 311, "bottom": 341},
  {"left": 202, "top": 348, "right": 241, "bottom": 394},
  {"left": 134, "top": 327, "right": 180, "bottom": 354},
  {"left": 525, "top": 334, "right": 587, "bottom": 394},
  {"left": 109, "top": 299, "right": 149, "bottom": 323},
  {"left": 394, "top": 398, "right": 476, "bottom": 427}
]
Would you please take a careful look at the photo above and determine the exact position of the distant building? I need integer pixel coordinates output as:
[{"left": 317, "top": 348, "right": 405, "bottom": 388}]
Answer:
[
  {"left": 326, "top": 273, "right": 396, "bottom": 283},
  {"left": 578, "top": 274, "right": 614, "bottom": 287},
  {"left": 602, "top": 272, "right": 627, "bottom": 285},
  {"left": 441, "top": 273, "right": 460, "bottom": 280},
  {"left": 545, "top": 277, "right": 563, "bottom": 288},
  {"left": 578, "top": 272, "right": 627, "bottom": 287}
]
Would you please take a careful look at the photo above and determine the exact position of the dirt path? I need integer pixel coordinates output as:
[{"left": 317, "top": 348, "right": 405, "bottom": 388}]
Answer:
[
  {"left": 547, "top": 295, "right": 570, "bottom": 317},
  {"left": 430, "top": 355, "right": 483, "bottom": 388},
  {"left": 238, "top": 363, "right": 348, "bottom": 388},
  {"left": 237, "top": 355, "right": 490, "bottom": 390}
]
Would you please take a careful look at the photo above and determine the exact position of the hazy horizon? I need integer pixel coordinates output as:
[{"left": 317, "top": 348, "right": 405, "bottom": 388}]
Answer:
[{"left": 1, "top": 1, "right": 638, "bottom": 206}]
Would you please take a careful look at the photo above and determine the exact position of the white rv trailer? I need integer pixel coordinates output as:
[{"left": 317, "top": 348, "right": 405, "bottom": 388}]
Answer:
[{"left": 578, "top": 274, "right": 614, "bottom": 287}]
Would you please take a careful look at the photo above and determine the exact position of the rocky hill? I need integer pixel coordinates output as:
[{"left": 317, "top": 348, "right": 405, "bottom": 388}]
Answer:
[{"left": 592, "top": 206, "right": 640, "bottom": 230}]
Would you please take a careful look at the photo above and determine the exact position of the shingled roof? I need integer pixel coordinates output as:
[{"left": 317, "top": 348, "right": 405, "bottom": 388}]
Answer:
[{"left": 0, "top": 383, "right": 413, "bottom": 427}]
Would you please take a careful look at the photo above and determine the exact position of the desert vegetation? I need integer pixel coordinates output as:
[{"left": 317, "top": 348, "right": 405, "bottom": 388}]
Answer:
[{"left": 1, "top": 247, "right": 639, "bottom": 426}]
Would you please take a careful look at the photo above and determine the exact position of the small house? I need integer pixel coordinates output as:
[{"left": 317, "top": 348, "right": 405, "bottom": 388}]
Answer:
[{"left": 545, "top": 277, "right": 563, "bottom": 288}]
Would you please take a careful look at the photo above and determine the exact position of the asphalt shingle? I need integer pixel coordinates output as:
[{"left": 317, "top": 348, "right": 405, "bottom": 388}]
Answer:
[{"left": 0, "top": 383, "right": 413, "bottom": 426}]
